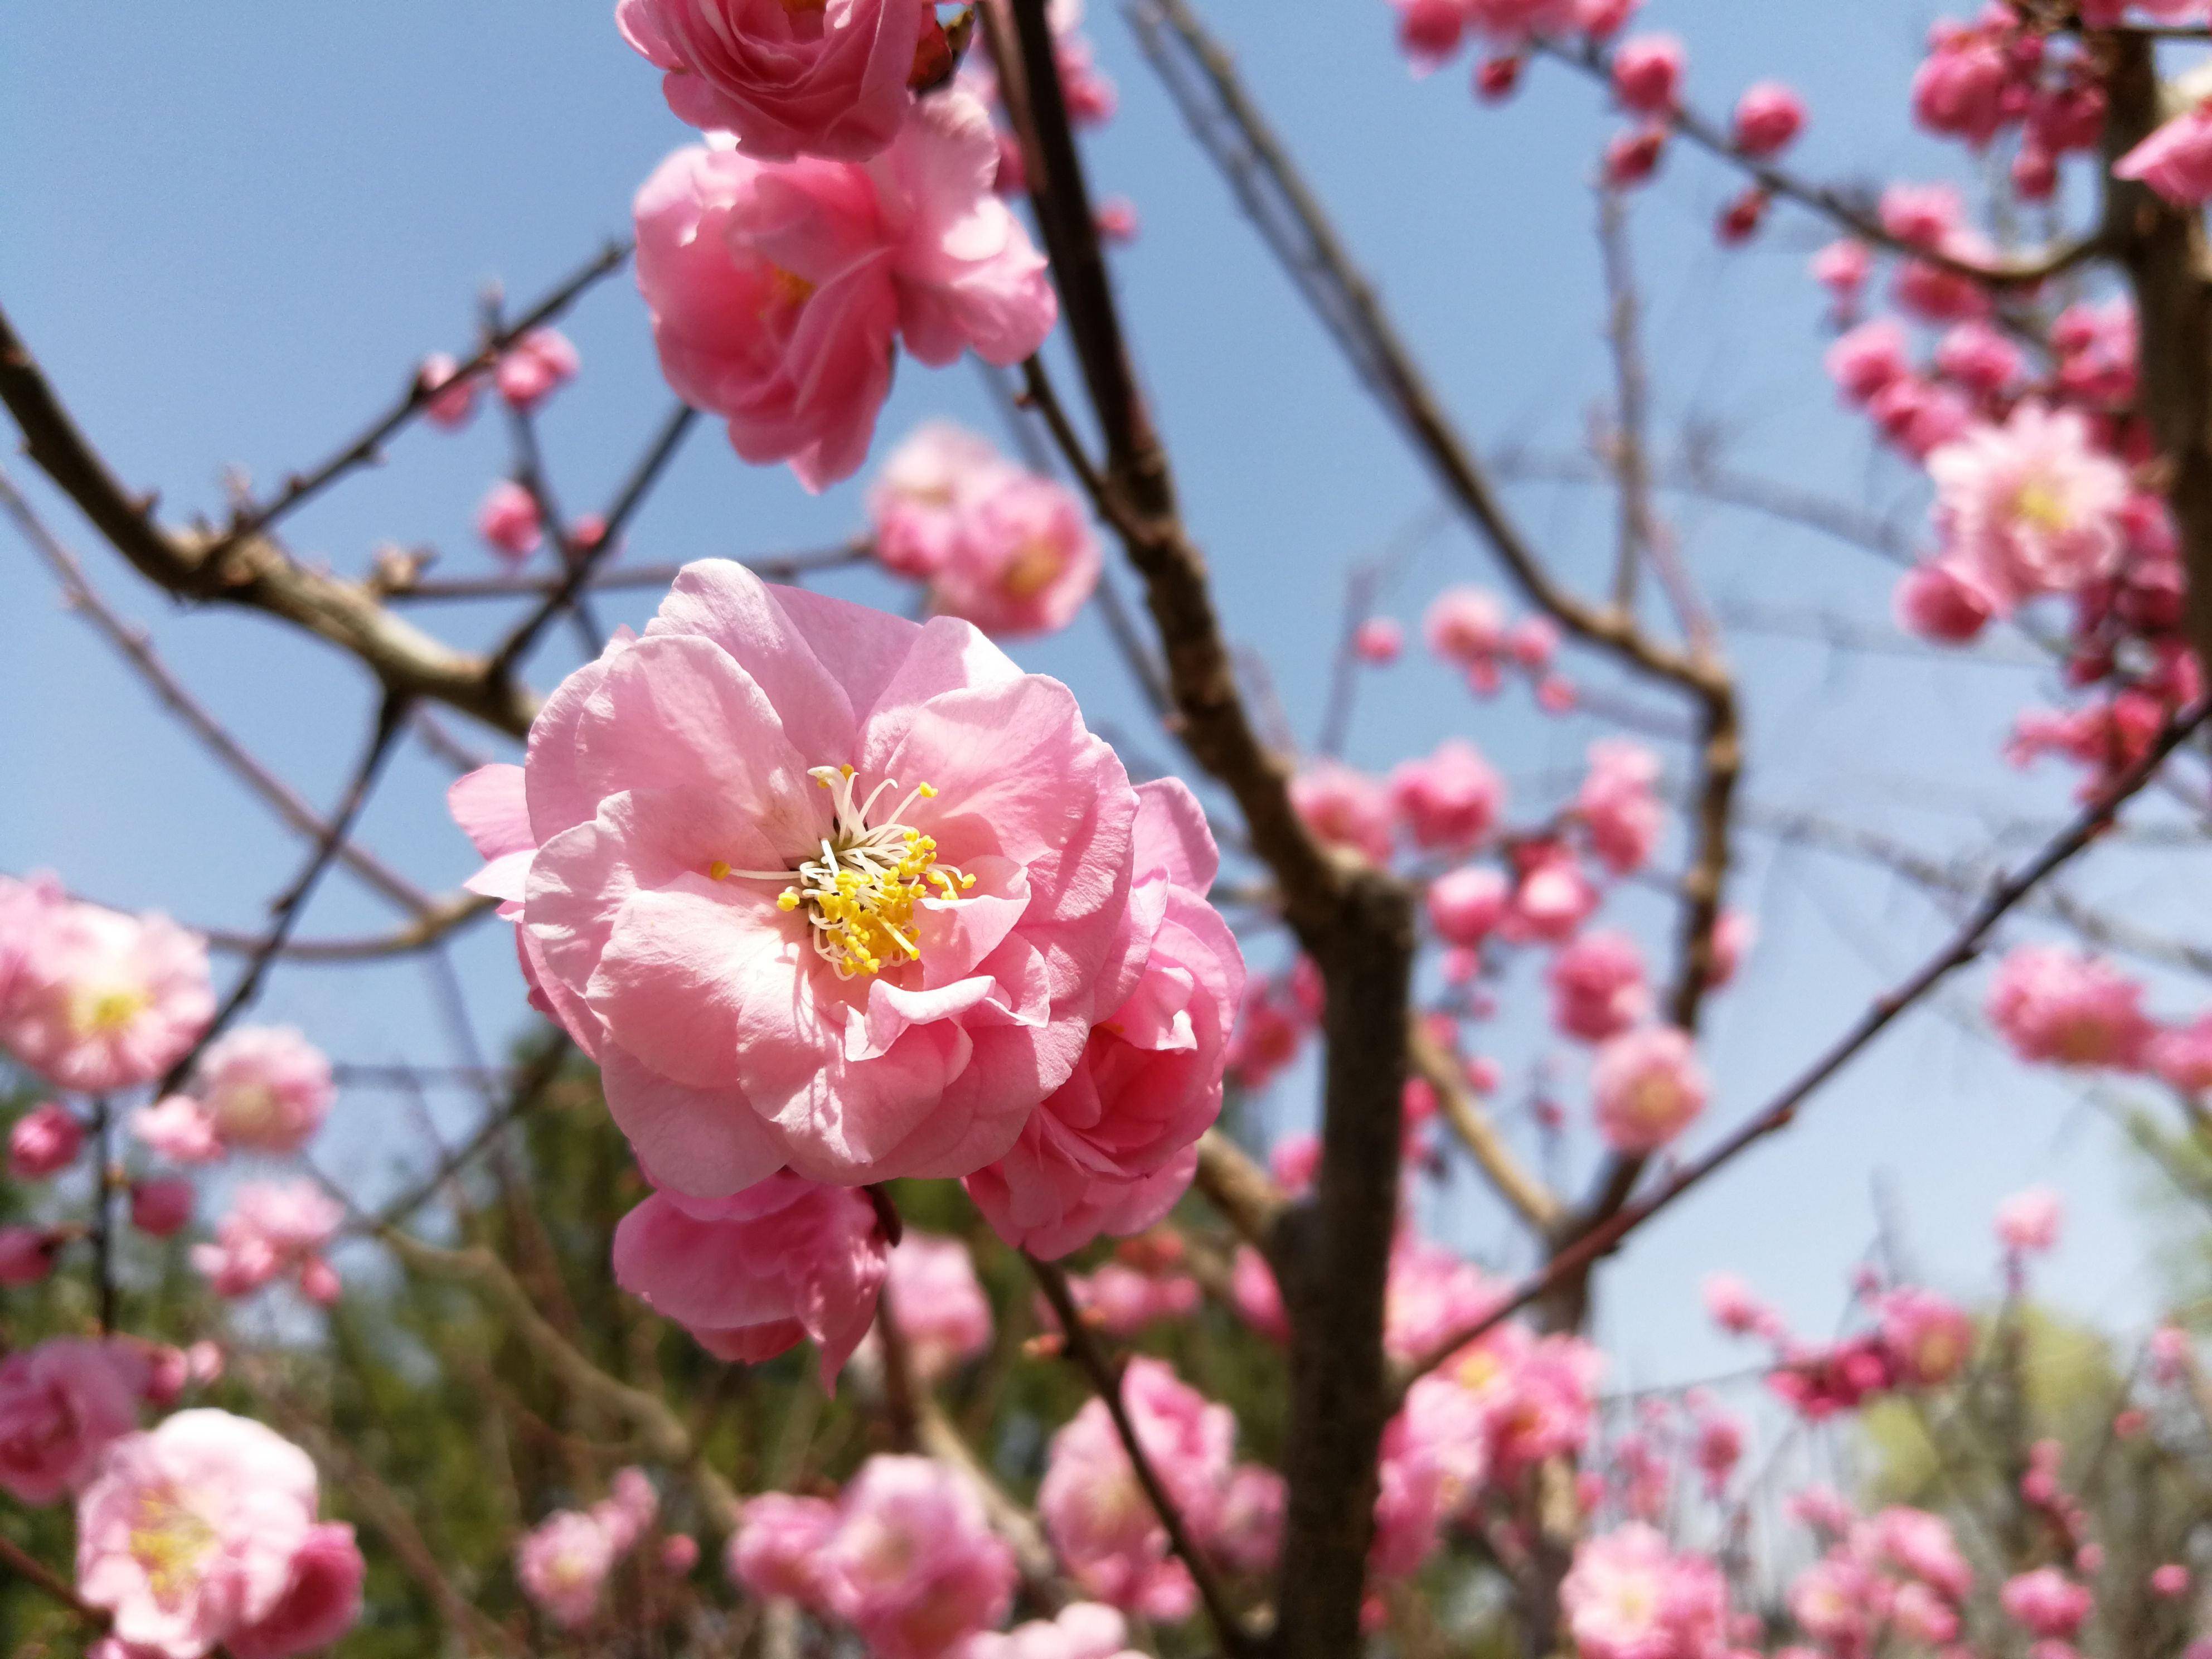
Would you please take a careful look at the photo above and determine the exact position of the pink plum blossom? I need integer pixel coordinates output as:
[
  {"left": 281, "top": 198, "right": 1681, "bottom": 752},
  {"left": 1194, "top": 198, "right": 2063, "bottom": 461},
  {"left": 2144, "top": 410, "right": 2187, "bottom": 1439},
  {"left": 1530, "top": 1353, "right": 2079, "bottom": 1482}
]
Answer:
[
  {"left": 967, "top": 780, "right": 1240, "bottom": 1258},
  {"left": 1546, "top": 930, "right": 1649, "bottom": 1043},
  {"left": 1291, "top": 762, "right": 1395, "bottom": 864},
  {"left": 1827, "top": 319, "right": 1910, "bottom": 405},
  {"left": 1230, "top": 1244, "right": 1289, "bottom": 1341},
  {"left": 1811, "top": 240, "right": 1871, "bottom": 304},
  {"left": 2152, "top": 1015, "right": 2212, "bottom": 1092},
  {"left": 476, "top": 481, "right": 543, "bottom": 564},
  {"left": 458, "top": 559, "right": 1141, "bottom": 1190},
  {"left": 517, "top": 1510, "right": 619, "bottom": 1630},
  {"left": 191, "top": 1182, "right": 344, "bottom": 1302},
  {"left": 1591, "top": 1026, "right": 1707, "bottom": 1153},
  {"left": 1875, "top": 1506, "right": 1973, "bottom": 1601},
  {"left": 1929, "top": 404, "right": 2132, "bottom": 611},
  {"left": 819, "top": 1456, "right": 1017, "bottom": 1659},
  {"left": 8, "top": 1101, "right": 81, "bottom": 1180},
  {"left": 617, "top": 0, "right": 930, "bottom": 162},
  {"left": 633, "top": 90, "right": 1055, "bottom": 490},
  {"left": 1504, "top": 848, "right": 1599, "bottom": 944},
  {"left": 1912, "top": 25, "right": 2012, "bottom": 146},
  {"left": 729, "top": 1491, "right": 840, "bottom": 1604},
  {"left": 1388, "top": 739, "right": 1505, "bottom": 852},
  {"left": 1372, "top": 1374, "right": 1491, "bottom": 1580},
  {"left": 191, "top": 1027, "right": 334, "bottom": 1155},
  {"left": 1702, "top": 1272, "right": 1777, "bottom": 1338},
  {"left": 1602, "top": 125, "right": 1668, "bottom": 189},
  {"left": 1392, "top": 0, "right": 1466, "bottom": 70},
  {"left": 931, "top": 472, "right": 1102, "bottom": 637},
  {"left": 1879, "top": 1287, "right": 1975, "bottom": 1386},
  {"left": 880, "top": 1231, "right": 993, "bottom": 1382},
  {"left": 131, "top": 1097, "right": 221, "bottom": 1167},
  {"left": 1895, "top": 559, "right": 1996, "bottom": 642},
  {"left": 0, "top": 900, "right": 212, "bottom": 1095},
  {"left": 1424, "top": 586, "right": 1510, "bottom": 683},
  {"left": 1063, "top": 1262, "right": 1201, "bottom": 1337},
  {"left": 494, "top": 329, "right": 580, "bottom": 411},
  {"left": 1997, "top": 1186, "right": 2064, "bottom": 1254},
  {"left": 0, "top": 1339, "right": 140, "bottom": 1505},
  {"left": 74, "top": 1409, "right": 335, "bottom": 1659},
  {"left": 2116, "top": 102, "right": 2212, "bottom": 207},
  {"left": 871, "top": 422, "right": 1012, "bottom": 578},
  {"left": 132, "top": 1179, "right": 196, "bottom": 1239},
  {"left": 0, "top": 1225, "right": 58, "bottom": 1287},
  {"left": 1355, "top": 617, "right": 1404, "bottom": 663},
  {"left": 958, "top": 1602, "right": 1143, "bottom": 1659},
  {"left": 1578, "top": 741, "right": 1663, "bottom": 875},
  {"left": 1385, "top": 1240, "right": 1505, "bottom": 1363},
  {"left": 1987, "top": 945, "right": 2152, "bottom": 1069},
  {"left": 614, "top": 1172, "right": 890, "bottom": 1382},
  {"left": 224, "top": 1523, "right": 364, "bottom": 1659},
  {"left": 0, "top": 871, "right": 65, "bottom": 1011},
  {"left": 1040, "top": 1357, "right": 1234, "bottom": 1619},
  {"left": 1609, "top": 35, "right": 1684, "bottom": 117},
  {"left": 1560, "top": 1524, "right": 1730, "bottom": 1659},
  {"left": 416, "top": 353, "right": 478, "bottom": 429},
  {"left": 1428, "top": 864, "right": 1510, "bottom": 948},
  {"left": 1733, "top": 81, "right": 1806, "bottom": 157},
  {"left": 2002, "top": 1567, "right": 2093, "bottom": 1639}
]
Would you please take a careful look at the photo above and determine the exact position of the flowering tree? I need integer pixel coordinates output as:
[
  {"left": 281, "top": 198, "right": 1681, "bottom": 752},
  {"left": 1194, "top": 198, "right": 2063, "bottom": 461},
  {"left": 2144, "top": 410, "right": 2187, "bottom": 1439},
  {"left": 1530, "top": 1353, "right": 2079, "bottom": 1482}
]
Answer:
[{"left": 11, "top": 1, "right": 2212, "bottom": 1656}]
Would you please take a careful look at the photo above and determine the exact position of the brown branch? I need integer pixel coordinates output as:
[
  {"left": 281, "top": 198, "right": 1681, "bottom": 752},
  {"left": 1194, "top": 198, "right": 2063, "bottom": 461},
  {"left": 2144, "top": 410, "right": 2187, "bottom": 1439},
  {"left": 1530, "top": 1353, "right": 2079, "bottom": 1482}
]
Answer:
[
  {"left": 381, "top": 541, "right": 872, "bottom": 604},
  {"left": 2104, "top": 31, "right": 2212, "bottom": 695},
  {"left": 1191, "top": 1128, "right": 1289, "bottom": 1253},
  {"left": 196, "top": 891, "right": 497, "bottom": 963},
  {"left": 216, "top": 240, "right": 631, "bottom": 548},
  {"left": 0, "top": 1531, "right": 110, "bottom": 1632},
  {"left": 996, "top": 8, "right": 1414, "bottom": 1650},
  {"left": 0, "top": 300, "right": 537, "bottom": 737},
  {"left": 1027, "top": 1253, "right": 1258, "bottom": 1656},
  {"left": 1400, "top": 696, "right": 2212, "bottom": 1390},
  {"left": 1410, "top": 1020, "right": 1562, "bottom": 1236},
  {"left": 365, "top": 1035, "right": 574, "bottom": 1233},
  {"left": 0, "top": 463, "right": 434, "bottom": 916},
  {"left": 158, "top": 692, "right": 414, "bottom": 1095}
]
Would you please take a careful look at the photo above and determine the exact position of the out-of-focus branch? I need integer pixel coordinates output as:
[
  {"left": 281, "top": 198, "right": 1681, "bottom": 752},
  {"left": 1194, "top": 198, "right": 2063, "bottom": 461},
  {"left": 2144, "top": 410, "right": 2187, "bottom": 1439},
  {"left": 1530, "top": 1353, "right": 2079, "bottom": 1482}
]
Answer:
[
  {"left": 994, "top": 7, "right": 1431, "bottom": 1646},
  {"left": 197, "top": 891, "right": 497, "bottom": 962},
  {"left": 1192, "top": 1128, "right": 1289, "bottom": 1252},
  {"left": 365, "top": 1035, "right": 574, "bottom": 1233},
  {"left": 215, "top": 241, "right": 630, "bottom": 548},
  {"left": 1597, "top": 190, "right": 1655, "bottom": 620},
  {"left": 1400, "top": 697, "right": 2212, "bottom": 1390},
  {"left": 915, "top": 1395, "right": 1068, "bottom": 1602},
  {"left": 0, "top": 1532, "right": 109, "bottom": 1633},
  {"left": 2104, "top": 32, "right": 2212, "bottom": 695},
  {"left": 1028, "top": 1253, "right": 1258, "bottom": 1656},
  {"left": 158, "top": 693, "right": 413, "bottom": 1095},
  {"left": 1, "top": 463, "right": 434, "bottom": 916},
  {"left": 1410, "top": 1020, "right": 1562, "bottom": 1236},
  {"left": 0, "top": 302, "right": 537, "bottom": 738},
  {"left": 381, "top": 542, "right": 873, "bottom": 603}
]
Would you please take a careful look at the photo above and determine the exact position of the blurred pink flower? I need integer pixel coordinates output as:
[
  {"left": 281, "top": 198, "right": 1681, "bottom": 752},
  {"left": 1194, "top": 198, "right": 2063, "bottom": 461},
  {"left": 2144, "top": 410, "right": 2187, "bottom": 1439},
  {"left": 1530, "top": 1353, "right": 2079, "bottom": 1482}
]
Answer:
[
  {"left": 0, "top": 1339, "right": 139, "bottom": 1505},
  {"left": 1591, "top": 1026, "right": 1707, "bottom": 1153},
  {"left": 1987, "top": 945, "right": 2152, "bottom": 1069},
  {"left": 192, "top": 1027, "right": 333, "bottom": 1155},
  {"left": 820, "top": 1456, "right": 1017, "bottom": 1659},
  {"left": 8, "top": 1101, "right": 81, "bottom": 1180},
  {"left": 0, "top": 900, "right": 212, "bottom": 1095}
]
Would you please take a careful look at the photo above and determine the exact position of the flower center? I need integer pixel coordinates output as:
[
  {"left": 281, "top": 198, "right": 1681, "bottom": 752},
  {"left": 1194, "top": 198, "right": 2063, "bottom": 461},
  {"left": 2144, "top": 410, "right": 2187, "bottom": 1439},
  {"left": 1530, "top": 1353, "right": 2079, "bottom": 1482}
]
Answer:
[
  {"left": 714, "top": 766, "right": 974, "bottom": 980},
  {"left": 1001, "top": 541, "right": 1066, "bottom": 600},
  {"left": 131, "top": 1488, "right": 219, "bottom": 1608},
  {"left": 1628, "top": 1073, "right": 1681, "bottom": 1127},
  {"left": 2015, "top": 478, "right": 2073, "bottom": 533},
  {"left": 760, "top": 264, "right": 817, "bottom": 319},
  {"left": 70, "top": 983, "right": 151, "bottom": 1037}
]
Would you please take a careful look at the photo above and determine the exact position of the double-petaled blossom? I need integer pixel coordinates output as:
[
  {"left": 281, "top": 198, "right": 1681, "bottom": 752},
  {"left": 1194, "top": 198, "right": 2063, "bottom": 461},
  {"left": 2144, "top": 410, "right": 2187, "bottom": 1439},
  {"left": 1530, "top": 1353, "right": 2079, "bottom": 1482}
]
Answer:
[
  {"left": 517, "top": 1511, "right": 622, "bottom": 1630},
  {"left": 189, "top": 1027, "right": 334, "bottom": 1155},
  {"left": 1505, "top": 847, "right": 1600, "bottom": 944},
  {"left": 1733, "top": 81, "right": 1806, "bottom": 156},
  {"left": 2116, "top": 100, "right": 2212, "bottom": 207},
  {"left": 1560, "top": 1524, "right": 1730, "bottom": 1659},
  {"left": 2001, "top": 1566, "right": 2093, "bottom": 1639},
  {"left": 1609, "top": 33, "right": 1684, "bottom": 116},
  {"left": 871, "top": 422, "right": 1005, "bottom": 577},
  {"left": 477, "top": 481, "right": 544, "bottom": 564},
  {"left": 1371, "top": 1374, "right": 1491, "bottom": 1581},
  {"left": 1874, "top": 1506, "right": 1973, "bottom": 1602},
  {"left": 1040, "top": 1358, "right": 1233, "bottom": 1619},
  {"left": 958, "top": 1602, "right": 1144, "bottom": 1659},
  {"left": 75, "top": 1410, "right": 362, "bottom": 1659},
  {"left": 190, "top": 1183, "right": 345, "bottom": 1304},
  {"left": 876, "top": 1230, "right": 993, "bottom": 1382},
  {"left": 1928, "top": 404, "right": 2131, "bottom": 612},
  {"left": 1987, "top": 944, "right": 2152, "bottom": 1069},
  {"left": 452, "top": 560, "right": 1140, "bottom": 1191},
  {"left": 133, "top": 1095, "right": 225, "bottom": 1166},
  {"left": 729, "top": 1491, "right": 841, "bottom": 1604},
  {"left": 1428, "top": 864, "right": 1511, "bottom": 948},
  {"left": 0, "top": 1340, "right": 140, "bottom": 1505},
  {"left": 1577, "top": 740, "right": 1663, "bottom": 875},
  {"left": 618, "top": 0, "right": 932, "bottom": 162},
  {"left": 1591, "top": 1026, "right": 1707, "bottom": 1153},
  {"left": 0, "top": 898, "right": 212, "bottom": 1095},
  {"left": 818, "top": 1456, "right": 1017, "bottom": 1659},
  {"left": 1879, "top": 1287, "right": 1975, "bottom": 1387},
  {"left": 8, "top": 1101, "right": 82, "bottom": 1180},
  {"left": 1546, "top": 930, "right": 1649, "bottom": 1042},
  {"left": 967, "top": 780, "right": 1241, "bottom": 1257},
  {"left": 1996, "top": 1185, "right": 2064, "bottom": 1254},
  {"left": 1290, "top": 762, "right": 1395, "bottom": 865},
  {"left": 1702, "top": 1272, "right": 1779, "bottom": 1338},
  {"left": 614, "top": 1172, "right": 890, "bottom": 1381},
  {"left": 1389, "top": 739, "right": 1505, "bottom": 852},
  {"left": 494, "top": 328, "right": 580, "bottom": 411},
  {"left": 633, "top": 90, "right": 1056, "bottom": 490}
]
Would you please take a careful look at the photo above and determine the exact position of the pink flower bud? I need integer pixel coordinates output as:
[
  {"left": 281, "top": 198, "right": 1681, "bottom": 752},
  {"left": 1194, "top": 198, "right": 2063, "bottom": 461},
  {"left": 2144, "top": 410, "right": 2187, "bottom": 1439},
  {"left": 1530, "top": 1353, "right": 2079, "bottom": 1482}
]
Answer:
[
  {"left": 1610, "top": 35, "right": 1684, "bottom": 117},
  {"left": 8, "top": 1102, "right": 82, "bottom": 1181},
  {"left": 1732, "top": 81, "right": 1806, "bottom": 158},
  {"left": 130, "top": 1179, "right": 195, "bottom": 1239}
]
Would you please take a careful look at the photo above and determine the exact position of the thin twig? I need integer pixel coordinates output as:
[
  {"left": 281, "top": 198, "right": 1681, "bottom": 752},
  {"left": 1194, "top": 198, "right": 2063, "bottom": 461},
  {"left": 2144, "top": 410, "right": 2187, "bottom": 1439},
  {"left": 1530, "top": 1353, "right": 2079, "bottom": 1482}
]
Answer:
[{"left": 1027, "top": 1253, "right": 1258, "bottom": 1656}]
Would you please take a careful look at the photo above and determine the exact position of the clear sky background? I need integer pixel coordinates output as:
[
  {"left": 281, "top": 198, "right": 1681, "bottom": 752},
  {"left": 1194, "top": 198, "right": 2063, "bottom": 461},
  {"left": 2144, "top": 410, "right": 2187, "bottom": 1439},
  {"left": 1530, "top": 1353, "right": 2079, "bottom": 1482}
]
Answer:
[{"left": 2, "top": 2, "right": 2199, "bottom": 1396}]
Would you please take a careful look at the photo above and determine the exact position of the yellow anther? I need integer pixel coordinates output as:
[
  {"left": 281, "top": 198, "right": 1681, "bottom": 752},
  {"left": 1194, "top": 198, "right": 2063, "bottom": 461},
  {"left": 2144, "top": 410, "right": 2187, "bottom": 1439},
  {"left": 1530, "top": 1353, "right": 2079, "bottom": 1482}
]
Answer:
[
  {"left": 777, "top": 891, "right": 802, "bottom": 912},
  {"left": 709, "top": 861, "right": 731, "bottom": 882},
  {"left": 918, "top": 783, "right": 938, "bottom": 798}
]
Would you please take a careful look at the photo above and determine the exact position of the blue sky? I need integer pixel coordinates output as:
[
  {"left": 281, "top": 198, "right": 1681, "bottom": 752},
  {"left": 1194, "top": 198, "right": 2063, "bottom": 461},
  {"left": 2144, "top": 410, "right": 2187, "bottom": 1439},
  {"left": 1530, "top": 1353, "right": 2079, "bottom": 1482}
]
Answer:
[{"left": 2, "top": 2, "right": 2199, "bottom": 1390}]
